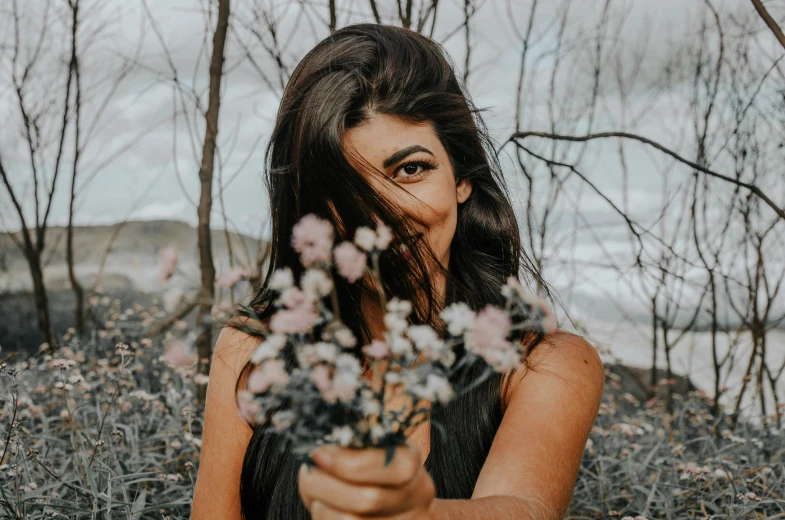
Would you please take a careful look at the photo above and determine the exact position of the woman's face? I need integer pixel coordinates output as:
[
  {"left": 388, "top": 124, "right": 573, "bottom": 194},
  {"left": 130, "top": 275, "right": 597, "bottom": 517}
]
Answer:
[{"left": 340, "top": 112, "right": 473, "bottom": 270}]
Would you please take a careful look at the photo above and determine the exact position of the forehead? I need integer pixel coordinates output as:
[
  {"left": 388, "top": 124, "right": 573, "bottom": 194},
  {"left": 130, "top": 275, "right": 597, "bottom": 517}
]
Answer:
[{"left": 342, "top": 113, "right": 440, "bottom": 160}]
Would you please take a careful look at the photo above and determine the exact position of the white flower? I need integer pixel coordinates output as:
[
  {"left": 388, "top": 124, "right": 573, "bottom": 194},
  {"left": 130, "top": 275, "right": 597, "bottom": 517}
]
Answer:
[
  {"left": 388, "top": 335, "right": 413, "bottom": 356},
  {"left": 481, "top": 348, "right": 521, "bottom": 373},
  {"left": 375, "top": 223, "right": 393, "bottom": 250},
  {"left": 333, "top": 326, "right": 357, "bottom": 348},
  {"left": 194, "top": 373, "right": 210, "bottom": 385},
  {"left": 354, "top": 227, "right": 377, "bottom": 252},
  {"left": 272, "top": 411, "right": 295, "bottom": 429},
  {"left": 406, "top": 324, "right": 444, "bottom": 353},
  {"left": 335, "top": 353, "right": 362, "bottom": 376},
  {"left": 329, "top": 373, "right": 359, "bottom": 402},
  {"left": 301, "top": 269, "right": 333, "bottom": 300},
  {"left": 315, "top": 342, "right": 338, "bottom": 363},
  {"left": 520, "top": 292, "right": 557, "bottom": 333},
  {"left": 386, "top": 297, "right": 412, "bottom": 318},
  {"left": 129, "top": 390, "right": 156, "bottom": 401},
  {"left": 370, "top": 424, "right": 386, "bottom": 442},
  {"left": 500, "top": 276, "right": 524, "bottom": 299},
  {"left": 329, "top": 425, "right": 355, "bottom": 447},
  {"left": 269, "top": 267, "right": 294, "bottom": 291},
  {"left": 360, "top": 396, "right": 381, "bottom": 416},
  {"left": 412, "top": 374, "right": 453, "bottom": 403},
  {"left": 384, "top": 313, "right": 408, "bottom": 334},
  {"left": 384, "top": 372, "right": 403, "bottom": 385},
  {"left": 439, "top": 302, "right": 476, "bottom": 336},
  {"left": 439, "top": 349, "right": 456, "bottom": 367},
  {"left": 296, "top": 345, "right": 319, "bottom": 368},
  {"left": 251, "top": 334, "right": 287, "bottom": 364}
]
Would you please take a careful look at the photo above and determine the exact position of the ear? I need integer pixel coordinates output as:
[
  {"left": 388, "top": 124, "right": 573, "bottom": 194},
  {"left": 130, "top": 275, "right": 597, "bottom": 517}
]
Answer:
[{"left": 456, "top": 178, "right": 473, "bottom": 204}]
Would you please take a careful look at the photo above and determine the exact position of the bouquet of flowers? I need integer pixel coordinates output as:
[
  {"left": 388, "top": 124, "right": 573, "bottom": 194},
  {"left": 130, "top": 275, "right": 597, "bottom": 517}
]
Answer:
[{"left": 236, "top": 214, "right": 556, "bottom": 465}]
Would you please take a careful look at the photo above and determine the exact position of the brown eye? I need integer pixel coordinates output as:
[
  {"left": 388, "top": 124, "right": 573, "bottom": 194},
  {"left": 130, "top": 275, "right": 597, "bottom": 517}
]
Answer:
[
  {"left": 402, "top": 163, "right": 420, "bottom": 176},
  {"left": 393, "top": 160, "right": 437, "bottom": 181}
]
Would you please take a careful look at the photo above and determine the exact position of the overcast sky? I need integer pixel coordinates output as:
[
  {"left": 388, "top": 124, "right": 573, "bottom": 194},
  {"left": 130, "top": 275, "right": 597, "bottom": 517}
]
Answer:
[
  {"left": 0, "top": 0, "right": 763, "bottom": 236},
  {"left": 1, "top": 0, "right": 782, "bottom": 319}
]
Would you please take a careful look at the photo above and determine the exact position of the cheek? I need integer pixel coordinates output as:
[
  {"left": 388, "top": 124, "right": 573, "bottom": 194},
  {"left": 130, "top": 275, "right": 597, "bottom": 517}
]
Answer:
[
  {"left": 408, "top": 184, "right": 458, "bottom": 255},
  {"left": 367, "top": 171, "right": 458, "bottom": 253}
]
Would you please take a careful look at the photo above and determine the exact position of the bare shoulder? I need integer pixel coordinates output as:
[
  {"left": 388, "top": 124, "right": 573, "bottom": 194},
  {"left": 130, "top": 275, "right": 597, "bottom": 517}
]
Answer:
[
  {"left": 191, "top": 316, "right": 265, "bottom": 519},
  {"left": 213, "top": 315, "right": 265, "bottom": 379},
  {"left": 475, "top": 331, "right": 605, "bottom": 514},
  {"left": 502, "top": 331, "right": 605, "bottom": 412}
]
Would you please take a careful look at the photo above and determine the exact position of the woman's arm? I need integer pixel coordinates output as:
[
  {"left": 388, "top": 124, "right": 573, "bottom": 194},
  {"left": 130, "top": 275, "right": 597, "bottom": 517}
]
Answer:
[
  {"left": 298, "top": 332, "right": 605, "bottom": 520},
  {"left": 191, "top": 323, "right": 259, "bottom": 520},
  {"left": 436, "top": 332, "right": 606, "bottom": 519}
]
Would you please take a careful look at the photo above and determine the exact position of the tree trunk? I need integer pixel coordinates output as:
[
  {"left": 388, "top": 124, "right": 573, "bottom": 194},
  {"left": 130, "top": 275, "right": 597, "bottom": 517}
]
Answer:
[
  {"left": 195, "top": 0, "right": 230, "bottom": 399},
  {"left": 28, "top": 252, "right": 55, "bottom": 349},
  {"left": 650, "top": 296, "right": 657, "bottom": 399},
  {"left": 66, "top": 0, "right": 84, "bottom": 334}
]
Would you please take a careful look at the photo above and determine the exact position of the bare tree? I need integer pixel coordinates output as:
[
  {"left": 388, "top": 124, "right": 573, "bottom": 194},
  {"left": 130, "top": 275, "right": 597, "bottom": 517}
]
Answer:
[
  {"left": 194, "top": 0, "right": 231, "bottom": 386},
  {"left": 497, "top": 0, "right": 784, "bottom": 423},
  {"left": 0, "top": 0, "right": 139, "bottom": 348},
  {"left": 0, "top": 0, "right": 73, "bottom": 348}
]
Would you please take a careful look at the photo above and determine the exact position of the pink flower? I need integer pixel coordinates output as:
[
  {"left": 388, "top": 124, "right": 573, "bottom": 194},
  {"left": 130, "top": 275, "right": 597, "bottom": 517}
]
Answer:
[
  {"left": 467, "top": 305, "right": 511, "bottom": 352},
  {"left": 247, "top": 359, "right": 289, "bottom": 393},
  {"left": 281, "top": 287, "right": 309, "bottom": 309},
  {"left": 291, "top": 214, "right": 334, "bottom": 267},
  {"left": 158, "top": 245, "right": 179, "bottom": 281},
  {"left": 324, "top": 374, "right": 358, "bottom": 403},
  {"left": 237, "top": 391, "right": 260, "bottom": 423},
  {"left": 270, "top": 304, "right": 318, "bottom": 334},
  {"left": 310, "top": 364, "right": 333, "bottom": 393},
  {"left": 362, "top": 339, "right": 389, "bottom": 359},
  {"left": 271, "top": 287, "right": 320, "bottom": 333},
  {"left": 333, "top": 241, "right": 366, "bottom": 283},
  {"left": 215, "top": 267, "right": 249, "bottom": 288},
  {"left": 163, "top": 341, "right": 197, "bottom": 368}
]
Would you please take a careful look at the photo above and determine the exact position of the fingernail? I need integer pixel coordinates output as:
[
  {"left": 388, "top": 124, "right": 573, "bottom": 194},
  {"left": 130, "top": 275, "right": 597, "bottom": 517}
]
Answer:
[
  {"left": 299, "top": 463, "right": 309, "bottom": 476},
  {"left": 313, "top": 446, "right": 333, "bottom": 468}
]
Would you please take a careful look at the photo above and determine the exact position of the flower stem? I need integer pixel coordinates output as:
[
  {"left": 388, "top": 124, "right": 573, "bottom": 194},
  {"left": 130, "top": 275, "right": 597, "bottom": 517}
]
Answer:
[
  {"left": 369, "top": 251, "right": 387, "bottom": 394},
  {"left": 330, "top": 283, "right": 342, "bottom": 324}
]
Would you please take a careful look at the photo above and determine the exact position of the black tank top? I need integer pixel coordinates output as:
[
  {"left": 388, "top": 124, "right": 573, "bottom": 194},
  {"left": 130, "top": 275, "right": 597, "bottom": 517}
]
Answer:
[{"left": 239, "top": 366, "right": 505, "bottom": 518}]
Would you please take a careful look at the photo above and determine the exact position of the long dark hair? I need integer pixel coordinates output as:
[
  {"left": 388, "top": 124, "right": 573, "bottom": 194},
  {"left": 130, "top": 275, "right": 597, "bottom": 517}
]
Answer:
[{"left": 231, "top": 23, "right": 547, "bottom": 519}]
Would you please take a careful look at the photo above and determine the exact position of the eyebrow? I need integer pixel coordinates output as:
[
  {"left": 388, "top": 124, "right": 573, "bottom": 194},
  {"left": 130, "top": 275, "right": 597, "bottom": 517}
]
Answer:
[{"left": 382, "top": 145, "right": 435, "bottom": 169}]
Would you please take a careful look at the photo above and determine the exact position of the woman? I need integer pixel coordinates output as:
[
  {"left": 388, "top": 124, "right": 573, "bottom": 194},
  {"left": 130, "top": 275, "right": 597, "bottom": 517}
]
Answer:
[{"left": 192, "top": 23, "right": 604, "bottom": 520}]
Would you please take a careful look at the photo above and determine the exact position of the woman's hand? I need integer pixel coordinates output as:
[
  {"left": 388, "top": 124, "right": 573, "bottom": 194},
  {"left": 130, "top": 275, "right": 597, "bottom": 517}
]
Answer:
[{"left": 298, "top": 441, "right": 436, "bottom": 519}]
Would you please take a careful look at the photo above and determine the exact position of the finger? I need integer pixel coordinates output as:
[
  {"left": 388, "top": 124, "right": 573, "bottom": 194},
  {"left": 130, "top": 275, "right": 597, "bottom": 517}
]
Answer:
[
  {"left": 298, "top": 464, "right": 315, "bottom": 509},
  {"left": 311, "top": 442, "right": 421, "bottom": 486},
  {"left": 310, "top": 500, "right": 361, "bottom": 520},
  {"left": 299, "top": 463, "right": 423, "bottom": 516}
]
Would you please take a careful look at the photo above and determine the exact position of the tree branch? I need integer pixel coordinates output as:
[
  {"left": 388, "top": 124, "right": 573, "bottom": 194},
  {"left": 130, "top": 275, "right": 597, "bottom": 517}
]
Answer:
[
  {"left": 750, "top": 0, "right": 785, "bottom": 51},
  {"left": 510, "top": 131, "right": 785, "bottom": 220}
]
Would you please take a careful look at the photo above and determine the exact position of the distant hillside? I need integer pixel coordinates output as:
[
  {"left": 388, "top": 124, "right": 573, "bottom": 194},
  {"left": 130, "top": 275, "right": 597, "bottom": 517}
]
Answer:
[
  {"left": 0, "top": 220, "right": 269, "bottom": 293},
  {"left": 0, "top": 220, "right": 269, "bottom": 353}
]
